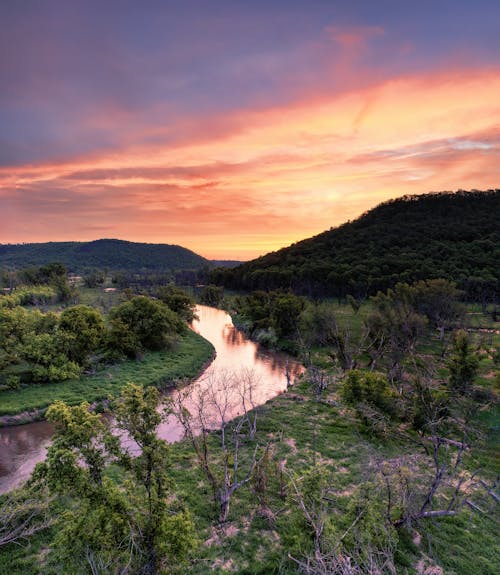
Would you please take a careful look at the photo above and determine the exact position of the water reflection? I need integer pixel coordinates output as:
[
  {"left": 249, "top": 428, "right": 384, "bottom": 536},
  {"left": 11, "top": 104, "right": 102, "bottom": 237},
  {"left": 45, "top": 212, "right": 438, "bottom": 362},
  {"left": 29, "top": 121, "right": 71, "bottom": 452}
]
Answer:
[
  {"left": 0, "top": 421, "right": 54, "bottom": 493},
  {"left": 0, "top": 305, "right": 303, "bottom": 493}
]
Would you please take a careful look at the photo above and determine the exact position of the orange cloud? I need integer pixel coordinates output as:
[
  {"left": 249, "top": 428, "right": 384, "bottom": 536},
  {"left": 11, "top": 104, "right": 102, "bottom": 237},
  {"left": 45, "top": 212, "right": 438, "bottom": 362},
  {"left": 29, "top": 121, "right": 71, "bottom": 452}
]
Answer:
[{"left": 1, "top": 68, "right": 499, "bottom": 259}]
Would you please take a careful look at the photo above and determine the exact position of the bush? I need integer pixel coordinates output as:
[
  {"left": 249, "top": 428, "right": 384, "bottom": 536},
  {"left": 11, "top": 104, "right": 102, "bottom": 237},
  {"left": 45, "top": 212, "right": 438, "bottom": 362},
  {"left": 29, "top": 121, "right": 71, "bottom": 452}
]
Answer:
[
  {"left": 107, "top": 296, "right": 185, "bottom": 358},
  {"left": 342, "top": 370, "right": 399, "bottom": 419}
]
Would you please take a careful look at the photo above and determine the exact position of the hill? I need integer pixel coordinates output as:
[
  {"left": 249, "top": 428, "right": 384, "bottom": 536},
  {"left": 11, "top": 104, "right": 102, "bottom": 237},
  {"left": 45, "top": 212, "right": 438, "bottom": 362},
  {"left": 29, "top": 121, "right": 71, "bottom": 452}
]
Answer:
[
  {"left": 212, "top": 190, "right": 500, "bottom": 300},
  {"left": 0, "top": 239, "right": 209, "bottom": 273}
]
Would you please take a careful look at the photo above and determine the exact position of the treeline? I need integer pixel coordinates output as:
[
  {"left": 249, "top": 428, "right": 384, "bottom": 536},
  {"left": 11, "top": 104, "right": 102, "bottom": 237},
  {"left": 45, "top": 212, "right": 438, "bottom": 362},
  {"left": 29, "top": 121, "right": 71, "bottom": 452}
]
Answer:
[
  {"left": 0, "top": 238, "right": 209, "bottom": 273},
  {"left": 230, "top": 278, "right": 470, "bottom": 359},
  {"left": 2, "top": 262, "right": 75, "bottom": 302},
  {"left": 211, "top": 190, "right": 500, "bottom": 302},
  {"left": 0, "top": 285, "right": 196, "bottom": 388}
]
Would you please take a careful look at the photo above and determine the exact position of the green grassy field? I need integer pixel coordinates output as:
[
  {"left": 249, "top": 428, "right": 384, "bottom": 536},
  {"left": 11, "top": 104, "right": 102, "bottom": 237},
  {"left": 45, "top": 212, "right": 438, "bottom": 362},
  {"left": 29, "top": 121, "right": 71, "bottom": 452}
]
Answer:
[
  {"left": 2, "top": 376, "right": 498, "bottom": 575},
  {"left": 0, "top": 301, "right": 497, "bottom": 573},
  {"left": 0, "top": 329, "right": 214, "bottom": 419}
]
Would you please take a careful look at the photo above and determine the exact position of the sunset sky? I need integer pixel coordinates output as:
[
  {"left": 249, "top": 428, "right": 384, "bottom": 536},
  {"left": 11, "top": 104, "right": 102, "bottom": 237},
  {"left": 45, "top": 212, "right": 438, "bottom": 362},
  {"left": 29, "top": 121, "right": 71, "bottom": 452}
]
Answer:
[{"left": 1, "top": 1, "right": 499, "bottom": 260}]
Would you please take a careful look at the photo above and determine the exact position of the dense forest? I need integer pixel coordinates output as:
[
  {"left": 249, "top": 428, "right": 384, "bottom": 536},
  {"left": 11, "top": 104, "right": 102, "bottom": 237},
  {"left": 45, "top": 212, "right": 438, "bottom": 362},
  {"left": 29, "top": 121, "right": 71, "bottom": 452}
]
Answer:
[
  {"left": 212, "top": 190, "right": 500, "bottom": 301},
  {"left": 0, "top": 238, "right": 209, "bottom": 273}
]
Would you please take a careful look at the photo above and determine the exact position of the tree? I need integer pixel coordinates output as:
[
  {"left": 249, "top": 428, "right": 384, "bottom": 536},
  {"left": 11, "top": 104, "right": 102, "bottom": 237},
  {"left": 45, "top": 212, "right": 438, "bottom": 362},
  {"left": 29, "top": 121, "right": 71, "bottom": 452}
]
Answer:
[
  {"left": 366, "top": 283, "right": 427, "bottom": 381},
  {"left": 199, "top": 284, "right": 224, "bottom": 307},
  {"left": 0, "top": 307, "right": 81, "bottom": 381},
  {"left": 36, "top": 262, "right": 74, "bottom": 302},
  {"left": 412, "top": 279, "right": 464, "bottom": 340},
  {"left": 342, "top": 370, "right": 400, "bottom": 435},
  {"left": 271, "top": 292, "right": 305, "bottom": 338},
  {"left": 21, "top": 331, "right": 81, "bottom": 382},
  {"left": 83, "top": 270, "right": 105, "bottom": 288},
  {"left": 108, "top": 296, "right": 185, "bottom": 358},
  {"left": 0, "top": 490, "right": 53, "bottom": 548},
  {"left": 114, "top": 384, "right": 196, "bottom": 575},
  {"left": 447, "top": 330, "right": 479, "bottom": 395},
  {"left": 157, "top": 285, "right": 197, "bottom": 322},
  {"left": 173, "top": 368, "right": 264, "bottom": 523},
  {"left": 33, "top": 386, "right": 195, "bottom": 574},
  {"left": 58, "top": 304, "right": 105, "bottom": 366},
  {"left": 286, "top": 466, "right": 397, "bottom": 575}
]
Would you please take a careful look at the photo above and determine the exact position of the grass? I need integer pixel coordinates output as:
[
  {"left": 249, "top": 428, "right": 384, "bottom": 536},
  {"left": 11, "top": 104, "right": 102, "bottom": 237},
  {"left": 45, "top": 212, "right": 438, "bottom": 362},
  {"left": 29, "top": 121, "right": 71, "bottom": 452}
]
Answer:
[
  {"left": 0, "top": 329, "right": 214, "bottom": 418},
  {"left": 2, "top": 377, "right": 498, "bottom": 574},
  {"left": 1, "top": 301, "right": 498, "bottom": 574}
]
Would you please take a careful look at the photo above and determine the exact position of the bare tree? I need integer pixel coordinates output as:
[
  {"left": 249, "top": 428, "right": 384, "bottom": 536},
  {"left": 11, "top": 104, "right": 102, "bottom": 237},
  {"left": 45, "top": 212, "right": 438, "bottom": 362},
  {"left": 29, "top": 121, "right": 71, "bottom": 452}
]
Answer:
[
  {"left": 0, "top": 490, "right": 53, "bottom": 548},
  {"left": 237, "top": 367, "right": 259, "bottom": 439},
  {"left": 307, "top": 366, "right": 334, "bottom": 402},
  {"left": 172, "top": 368, "right": 265, "bottom": 522},
  {"left": 379, "top": 369, "right": 499, "bottom": 528},
  {"left": 287, "top": 466, "right": 397, "bottom": 575}
]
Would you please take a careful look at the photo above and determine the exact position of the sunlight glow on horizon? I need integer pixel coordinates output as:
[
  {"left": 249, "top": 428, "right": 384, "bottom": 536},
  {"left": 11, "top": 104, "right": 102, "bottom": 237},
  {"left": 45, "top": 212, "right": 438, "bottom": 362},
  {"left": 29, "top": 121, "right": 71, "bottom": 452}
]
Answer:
[{"left": 1, "top": 2, "right": 499, "bottom": 260}]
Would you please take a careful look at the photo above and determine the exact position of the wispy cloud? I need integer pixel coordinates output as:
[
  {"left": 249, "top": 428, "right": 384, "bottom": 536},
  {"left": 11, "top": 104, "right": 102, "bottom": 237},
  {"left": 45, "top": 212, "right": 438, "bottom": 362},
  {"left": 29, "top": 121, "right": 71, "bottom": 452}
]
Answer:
[{"left": 1, "top": 2, "right": 499, "bottom": 258}]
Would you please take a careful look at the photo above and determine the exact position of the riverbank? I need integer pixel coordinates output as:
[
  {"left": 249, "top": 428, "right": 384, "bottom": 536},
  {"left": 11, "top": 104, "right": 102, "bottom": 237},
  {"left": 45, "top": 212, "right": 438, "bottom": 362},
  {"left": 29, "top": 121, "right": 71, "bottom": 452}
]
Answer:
[
  {"left": 0, "top": 329, "right": 215, "bottom": 426},
  {"left": 2, "top": 378, "right": 498, "bottom": 575}
]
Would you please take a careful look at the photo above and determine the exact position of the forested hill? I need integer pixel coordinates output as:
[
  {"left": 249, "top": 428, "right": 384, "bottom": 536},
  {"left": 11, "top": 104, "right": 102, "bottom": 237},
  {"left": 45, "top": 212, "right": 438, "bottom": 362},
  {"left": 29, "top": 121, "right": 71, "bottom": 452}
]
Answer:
[
  {"left": 212, "top": 190, "right": 500, "bottom": 300},
  {"left": 0, "top": 239, "right": 209, "bottom": 272}
]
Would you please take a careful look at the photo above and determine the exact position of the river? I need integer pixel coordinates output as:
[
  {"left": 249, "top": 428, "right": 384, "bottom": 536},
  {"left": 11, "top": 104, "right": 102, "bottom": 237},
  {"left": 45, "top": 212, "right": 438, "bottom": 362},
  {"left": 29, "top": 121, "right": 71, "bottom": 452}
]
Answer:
[{"left": 0, "top": 305, "right": 304, "bottom": 494}]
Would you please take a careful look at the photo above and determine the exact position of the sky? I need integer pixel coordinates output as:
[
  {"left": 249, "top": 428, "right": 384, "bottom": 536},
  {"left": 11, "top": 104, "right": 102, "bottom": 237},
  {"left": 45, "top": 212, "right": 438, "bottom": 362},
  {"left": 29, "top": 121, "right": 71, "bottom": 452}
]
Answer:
[{"left": 1, "top": 1, "right": 499, "bottom": 260}]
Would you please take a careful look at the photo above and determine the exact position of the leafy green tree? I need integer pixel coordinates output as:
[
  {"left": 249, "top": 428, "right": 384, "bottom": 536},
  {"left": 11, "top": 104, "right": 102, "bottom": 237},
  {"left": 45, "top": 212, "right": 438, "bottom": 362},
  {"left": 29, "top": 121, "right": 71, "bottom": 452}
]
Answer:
[
  {"left": 271, "top": 293, "right": 305, "bottom": 338},
  {"left": 157, "top": 285, "right": 197, "bottom": 321},
  {"left": 342, "top": 370, "right": 399, "bottom": 420},
  {"left": 108, "top": 296, "right": 185, "bottom": 358},
  {"left": 36, "top": 262, "right": 74, "bottom": 302},
  {"left": 412, "top": 279, "right": 464, "bottom": 339},
  {"left": 33, "top": 386, "right": 195, "bottom": 574},
  {"left": 447, "top": 330, "right": 479, "bottom": 395},
  {"left": 199, "top": 284, "right": 224, "bottom": 307},
  {"left": 0, "top": 307, "right": 57, "bottom": 368},
  {"left": 21, "top": 332, "right": 81, "bottom": 382},
  {"left": 58, "top": 304, "right": 105, "bottom": 366},
  {"left": 115, "top": 385, "right": 196, "bottom": 574},
  {"left": 82, "top": 270, "right": 105, "bottom": 288}
]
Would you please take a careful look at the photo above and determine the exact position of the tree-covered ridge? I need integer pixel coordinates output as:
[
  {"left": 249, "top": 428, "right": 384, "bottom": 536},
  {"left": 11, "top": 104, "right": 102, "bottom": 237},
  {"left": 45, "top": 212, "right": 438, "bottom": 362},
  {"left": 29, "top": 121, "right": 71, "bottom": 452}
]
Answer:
[
  {"left": 0, "top": 238, "right": 209, "bottom": 273},
  {"left": 212, "top": 190, "right": 500, "bottom": 300}
]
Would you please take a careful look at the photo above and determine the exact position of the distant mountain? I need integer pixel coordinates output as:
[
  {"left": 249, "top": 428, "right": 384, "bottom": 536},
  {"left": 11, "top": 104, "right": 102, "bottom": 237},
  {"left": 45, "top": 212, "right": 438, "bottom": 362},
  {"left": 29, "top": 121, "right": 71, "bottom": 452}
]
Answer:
[
  {"left": 0, "top": 239, "right": 210, "bottom": 273},
  {"left": 210, "top": 260, "right": 243, "bottom": 268},
  {"left": 212, "top": 190, "right": 500, "bottom": 300}
]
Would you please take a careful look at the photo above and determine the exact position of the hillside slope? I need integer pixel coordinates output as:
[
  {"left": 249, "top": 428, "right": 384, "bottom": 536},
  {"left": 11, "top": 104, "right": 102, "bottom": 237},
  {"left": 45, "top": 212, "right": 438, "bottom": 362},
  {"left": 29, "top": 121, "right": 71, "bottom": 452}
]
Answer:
[
  {"left": 213, "top": 190, "right": 500, "bottom": 299},
  {"left": 0, "top": 239, "right": 209, "bottom": 272}
]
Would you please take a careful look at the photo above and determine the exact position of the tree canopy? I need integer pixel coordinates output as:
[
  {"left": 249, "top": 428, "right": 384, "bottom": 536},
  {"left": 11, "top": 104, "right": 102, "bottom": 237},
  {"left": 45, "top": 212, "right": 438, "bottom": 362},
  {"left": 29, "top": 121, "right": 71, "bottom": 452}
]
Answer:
[{"left": 212, "top": 190, "right": 500, "bottom": 300}]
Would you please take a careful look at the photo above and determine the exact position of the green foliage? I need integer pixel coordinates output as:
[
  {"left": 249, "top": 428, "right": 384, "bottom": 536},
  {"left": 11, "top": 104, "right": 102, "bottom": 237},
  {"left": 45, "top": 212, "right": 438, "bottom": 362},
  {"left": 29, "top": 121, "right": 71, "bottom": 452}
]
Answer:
[
  {"left": 157, "top": 285, "right": 197, "bottom": 321},
  {"left": 411, "top": 379, "right": 450, "bottom": 432},
  {"left": 213, "top": 190, "right": 500, "bottom": 299},
  {"left": 34, "top": 386, "right": 196, "bottom": 574},
  {"left": 0, "top": 285, "right": 57, "bottom": 308},
  {"left": 21, "top": 332, "right": 81, "bottom": 382},
  {"left": 35, "top": 401, "right": 119, "bottom": 492},
  {"left": 234, "top": 290, "right": 305, "bottom": 342},
  {"left": 199, "top": 284, "right": 224, "bottom": 307},
  {"left": 0, "top": 329, "right": 214, "bottom": 416},
  {"left": 271, "top": 292, "right": 306, "bottom": 337},
  {"left": 411, "top": 278, "right": 464, "bottom": 336},
  {"left": 342, "top": 370, "right": 399, "bottom": 418},
  {"left": 108, "top": 295, "right": 185, "bottom": 358},
  {"left": 0, "top": 239, "right": 209, "bottom": 273},
  {"left": 367, "top": 283, "right": 427, "bottom": 380},
  {"left": 0, "top": 303, "right": 102, "bottom": 382},
  {"left": 448, "top": 330, "right": 479, "bottom": 394},
  {"left": 12, "top": 263, "right": 74, "bottom": 302},
  {"left": 58, "top": 304, "right": 105, "bottom": 365},
  {"left": 82, "top": 270, "right": 105, "bottom": 288}
]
